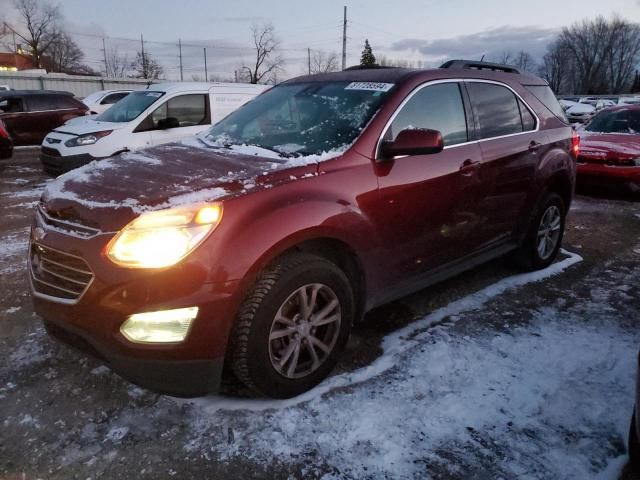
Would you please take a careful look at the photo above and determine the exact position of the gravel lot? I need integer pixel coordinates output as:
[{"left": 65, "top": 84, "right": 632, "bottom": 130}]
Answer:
[{"left": 1, "top": 149, "right": 640, "bottom": 479}]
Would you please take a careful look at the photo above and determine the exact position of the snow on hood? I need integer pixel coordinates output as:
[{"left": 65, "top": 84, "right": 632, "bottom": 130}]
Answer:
[
  {"left": 53, "top": 119, "right": 126, "bottom": 135},
  {"left": 42, "top": 135, "right": 346, "bottom": 231},
  {"left": 579, "top": 130, "right": 640, "bottom": 158}
]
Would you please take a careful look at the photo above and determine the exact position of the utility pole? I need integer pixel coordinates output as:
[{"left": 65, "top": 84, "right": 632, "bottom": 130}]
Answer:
[
  {"left": 102, "top": 37, "right": 108, "bottom": 76},
  {"left": 140, "top": 34, "right": 146, "bottom": 78},
  {"left": 178, "top": 39, "right": 184, "bottom": 81},
  {"left": 341, "top": 5, "right": 347, "bottom": 70},
  {"left": 204, "top": 48, "right": 208, "bottom": 81},
  {"left": 308, "top": 48, "right": 311, "bottom": 75}
]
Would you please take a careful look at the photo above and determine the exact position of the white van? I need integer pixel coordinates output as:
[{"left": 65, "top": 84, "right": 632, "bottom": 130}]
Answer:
[{"left": 40, "top": 82, "right": 267, "bottom": 176}]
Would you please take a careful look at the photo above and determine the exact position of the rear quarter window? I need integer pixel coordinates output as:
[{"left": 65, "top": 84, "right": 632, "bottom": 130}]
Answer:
[{"left": 525, "top": 85, "right": 568, "bottom": 124}]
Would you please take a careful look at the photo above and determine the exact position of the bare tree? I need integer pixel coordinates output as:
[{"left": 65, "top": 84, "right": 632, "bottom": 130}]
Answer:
[
  {"left": 240, "top": 23, "right": 283, "bottom": 84},
  {"left": 131, "top": 51, "right": 163, "bottom": 80},
  {"left": 555, "top": 16, "right": 640, "bottom": 94},
  {"left": 309, "top": 50, "right": 339, "bottom": 74},
  {"left": 12, "top": 0, "right": 61, "bottom": 68},
  {"left": 48, "top": 31, "right": 83, "bottom": 73},
  {"left": 539, "top": 39, "right": 572, "bottom": 93},
  {"left": 499, "top": 52, "right": 513, "bottom": 64},
  {"left": 605, "top": 18, "right": 640, "bottom": 93},
  {"left": 104, "top": 47, "right": 129, "bottom": 78},
  {"left": 514, "top": 51, "right": 535, "bottom": 72}
]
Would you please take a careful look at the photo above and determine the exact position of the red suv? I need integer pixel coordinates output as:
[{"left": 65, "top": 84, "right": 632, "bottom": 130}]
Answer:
[
  {"left": 30, "top": 61, "right": 576, "bottom": 398},
  {"left": 0, "top": 90, "right": 88, "bottom": 146}
]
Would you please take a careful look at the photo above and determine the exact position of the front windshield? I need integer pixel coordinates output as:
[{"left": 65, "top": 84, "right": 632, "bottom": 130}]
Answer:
[
  {"left": 203, "top": 81, "right": 392, "bottom": 157},
  {"left": 586, "top": 109, "right": 640, "bottom": 134},
  {"left": 97, "top": 90, "right": 164, "bottom": 123}
]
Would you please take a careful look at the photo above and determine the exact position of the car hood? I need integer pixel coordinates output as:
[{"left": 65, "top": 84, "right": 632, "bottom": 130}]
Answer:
[
  {"left": 53, "top": 118, "right": 127, "bottom": 136},
  {"left": 579, "top": 131, "right": 640, "bottom": 159},
  {"left": 41, "top": 139, "right": 329, "bottom": 232}
]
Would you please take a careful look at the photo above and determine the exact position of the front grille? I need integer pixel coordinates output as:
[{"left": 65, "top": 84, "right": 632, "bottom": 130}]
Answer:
[
  {"left": 41, "top": 146, "right": 61, "bottom": 157},
  {"left": 30, "top": 243, "right": 94, "bottom": 303},
  {"left": 36, "top": 203, "right": 101, "bottom": 238}
]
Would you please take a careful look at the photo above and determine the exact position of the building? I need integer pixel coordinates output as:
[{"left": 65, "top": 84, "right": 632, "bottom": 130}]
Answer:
[{"left": 0, "top": 52, "right": 38, "bottom": 72}]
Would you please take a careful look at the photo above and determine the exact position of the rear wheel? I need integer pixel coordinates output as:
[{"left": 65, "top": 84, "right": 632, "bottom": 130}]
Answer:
[
  {"left": 228, "top": 253, "right": 354, "bottom": 398},
  {"left": 512, "top": 192, "right": 566, "bottom": 271}
]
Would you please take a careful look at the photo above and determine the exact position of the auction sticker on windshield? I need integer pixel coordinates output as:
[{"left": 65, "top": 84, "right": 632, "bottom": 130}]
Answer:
[{"left": 345, "top": 82, "right": 394, "bottom": 92}]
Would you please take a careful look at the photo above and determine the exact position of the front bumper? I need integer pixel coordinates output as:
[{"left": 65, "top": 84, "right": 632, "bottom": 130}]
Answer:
[
  {"left": 28, "top": 222, "right": 242, "bottom": 396},
  {"left": 40, "top": 146, "right": 100, "bottom": 176}
]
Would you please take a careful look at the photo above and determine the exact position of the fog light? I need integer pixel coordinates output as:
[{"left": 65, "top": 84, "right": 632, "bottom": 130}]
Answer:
[{"left": 120, "top": 307, "right": 198, "bottom": 343}]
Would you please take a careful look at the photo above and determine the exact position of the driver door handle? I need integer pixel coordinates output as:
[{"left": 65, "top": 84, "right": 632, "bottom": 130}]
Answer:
[{"left": 459, "top": 159, "right": 481, "bottom": 175}]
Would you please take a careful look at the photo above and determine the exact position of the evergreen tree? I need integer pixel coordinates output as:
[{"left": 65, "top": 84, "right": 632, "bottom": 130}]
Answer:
[{"left": 360, "top": 39, "right": 376, "bottom": 67}]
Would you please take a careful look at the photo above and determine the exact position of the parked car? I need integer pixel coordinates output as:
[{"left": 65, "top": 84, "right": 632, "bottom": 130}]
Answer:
[
  {"left": 566, "top": 102, "right": 596, "bottom": 123},
  {"left": 82, "top": 89, "right": 133, "bottom": 115},
  {"left": 577, "top": 105, "right": 640, "bottom": 192},
  {"left": 0, "top": 118, "right": 13, "bottom": 159},
  {"left": 31, "top": 61, "right": 576, "bottom": 398},
  {"left": 40, "top": 82, "right": 267, "bottom": 176},
  {"left": 0, "top": 90, "right": 88, "bottom": 146}
]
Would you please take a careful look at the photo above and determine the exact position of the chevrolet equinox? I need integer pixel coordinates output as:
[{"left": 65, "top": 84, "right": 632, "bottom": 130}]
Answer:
[{"left": 29, "top": 61, "right": 577, "bottom": 398}]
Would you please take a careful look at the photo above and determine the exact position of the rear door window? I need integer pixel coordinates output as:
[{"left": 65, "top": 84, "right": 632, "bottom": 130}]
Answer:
[
  {"left": 467, "top": 82, "right": 523, "bottom": 139},
  {"left": 385, "top": 82, "right": 468, "bottom": 146},
  {"left": 518, "top": 98, "right": 537, "bottom": 131},
  {"left": 27, "top": 95, "right": 58, "bottom": 112}
]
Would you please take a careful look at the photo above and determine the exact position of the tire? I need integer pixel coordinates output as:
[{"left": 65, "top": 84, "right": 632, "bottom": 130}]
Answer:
[
  {"left": 630, "top": 411, "right": 640, "bottom": 469},
  {"left": 228, "top": 252, "right": 354, "bottom": 398},
  {"left": 511, "top": 192, "right": 566, "bottom": 271}
]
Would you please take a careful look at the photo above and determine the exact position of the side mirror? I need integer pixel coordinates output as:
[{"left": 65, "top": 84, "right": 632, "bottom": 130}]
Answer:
[
  {"left": 380, "top": 128, "right": 444, "bottom": 159},
  {"left": 158, "top": 117, "right": 180, "bottom": 129}
]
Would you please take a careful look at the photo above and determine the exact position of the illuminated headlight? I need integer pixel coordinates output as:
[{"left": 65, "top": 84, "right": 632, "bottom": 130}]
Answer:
[
  {"left": 120, "top": 307, "right": 198, "bottom": 343},
  {"left": 65, "top": 130, "right": 112, "bottom": 147},
  {"left": 106, "top": 203, "right": 223, "bottom": 268}
]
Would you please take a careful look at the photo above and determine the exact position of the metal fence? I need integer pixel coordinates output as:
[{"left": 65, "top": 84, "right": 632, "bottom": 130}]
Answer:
[{"left": 0, "top": 71, "right": 157, "bottom": 97}]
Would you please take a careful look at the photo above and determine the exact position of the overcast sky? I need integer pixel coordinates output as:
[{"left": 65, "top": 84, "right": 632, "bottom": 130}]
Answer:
[{"left": 3, "top": 0, "right": 640, "bottom": 80}]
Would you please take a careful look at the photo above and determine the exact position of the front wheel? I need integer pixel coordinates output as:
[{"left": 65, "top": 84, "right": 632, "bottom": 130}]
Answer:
[
  {"left": 228, "top": 253, "right": 354, "bottom": 398},
  {"left": 512, "top": 192, "right": 566, "bottom": 271}
]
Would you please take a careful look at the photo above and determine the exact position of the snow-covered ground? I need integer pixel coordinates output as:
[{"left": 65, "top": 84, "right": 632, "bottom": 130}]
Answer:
[{"left": 1, "top": 153, "right": 640, "bottom": 479}]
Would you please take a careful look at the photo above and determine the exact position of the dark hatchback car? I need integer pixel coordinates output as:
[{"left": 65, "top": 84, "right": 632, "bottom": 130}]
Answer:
[
  {"left": 30, "top": 61, "right": 577, "bottom": 398},
  {"left": 0, "top": 118, "right": 12, "bottom": 159},
  {"left": 0, "top": 90, "right": 88, "bottom": 146}
]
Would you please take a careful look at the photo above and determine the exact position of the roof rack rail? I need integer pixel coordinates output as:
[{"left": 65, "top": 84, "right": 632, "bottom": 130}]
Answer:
[
  {"left": 440, "top": 59, "right": 521, "bottom": 74},
  {"left": 343, "top": 65, "right": 401, "bottom": 71}
]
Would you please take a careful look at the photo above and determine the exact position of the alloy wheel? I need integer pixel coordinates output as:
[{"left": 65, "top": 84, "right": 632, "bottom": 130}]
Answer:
[{"left": 268, "top": 283, "right": 341, "bottom": 379}]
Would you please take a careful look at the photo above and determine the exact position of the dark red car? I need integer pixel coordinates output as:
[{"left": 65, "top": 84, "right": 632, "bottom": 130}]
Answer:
[
  {"left": 0, "top": 90, "right": 88, "bottom": 146},
  {"left": 30, "top": 61, "right": 576, "bottom": 398},
  {"left": 578, "top": 105, "right": 640, "bottom": 193},
  {"left": 0, "top": 118, "right": 12, "bottom": 159}
]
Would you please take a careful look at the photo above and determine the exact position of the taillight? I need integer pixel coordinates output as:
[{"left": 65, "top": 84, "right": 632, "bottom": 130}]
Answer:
[
  {"left": 571, "top": 130, "right": 580, "bottom": 157},
  {"left": 0, "top": 123, "right": 8, "bottom": 139}
]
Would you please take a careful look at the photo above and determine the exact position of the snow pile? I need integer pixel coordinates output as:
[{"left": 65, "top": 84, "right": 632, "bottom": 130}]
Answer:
[{"left": 178, "top": 250, "right": 638, "bottom": 479}]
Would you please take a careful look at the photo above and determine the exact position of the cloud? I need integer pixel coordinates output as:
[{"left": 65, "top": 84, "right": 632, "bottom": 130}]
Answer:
[
  {"left": 390, "top": 25, "right": 559, "bottom": 64},
  {"left": 221, "top": 16, "right": 265, "bottom": 23}
]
